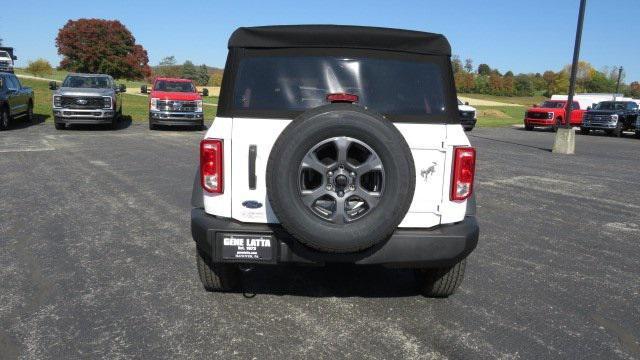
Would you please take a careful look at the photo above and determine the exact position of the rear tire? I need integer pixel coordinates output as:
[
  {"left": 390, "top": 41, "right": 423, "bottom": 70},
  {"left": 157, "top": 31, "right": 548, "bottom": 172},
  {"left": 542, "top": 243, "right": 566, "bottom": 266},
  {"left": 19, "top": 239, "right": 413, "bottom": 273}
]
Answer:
[
  {"left": 196, "top": 248, "right": 241, "bottom": 292},
  {"left": 416, "top": 258, "right": 467, "bottom": 297},
  {"left": 552, "top": 118, "right": 561, "bottom": 132},
  {"left": 26, "top": 102, "right": 34, "bottom": 122},
  {"left": 0, "top": 108, "right": 9, "bottom": 130}
]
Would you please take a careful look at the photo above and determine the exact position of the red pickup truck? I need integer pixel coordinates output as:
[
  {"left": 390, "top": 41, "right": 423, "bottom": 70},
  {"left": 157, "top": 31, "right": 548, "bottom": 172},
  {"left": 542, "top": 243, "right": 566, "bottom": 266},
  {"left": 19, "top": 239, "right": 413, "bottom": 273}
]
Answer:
[
  {"left": 524, "top": 100, "right": 585, "bottom": 131},
  {"left": 147, "top": 77, "right": 204, "bottom": 130}
]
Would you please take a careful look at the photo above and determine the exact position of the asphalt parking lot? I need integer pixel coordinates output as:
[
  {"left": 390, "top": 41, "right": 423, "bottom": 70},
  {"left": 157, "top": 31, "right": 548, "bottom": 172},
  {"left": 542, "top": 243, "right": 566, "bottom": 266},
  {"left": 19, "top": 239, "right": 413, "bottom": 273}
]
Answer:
[{"left": 1, "top": 122, "right": 639, "bottom": 359}]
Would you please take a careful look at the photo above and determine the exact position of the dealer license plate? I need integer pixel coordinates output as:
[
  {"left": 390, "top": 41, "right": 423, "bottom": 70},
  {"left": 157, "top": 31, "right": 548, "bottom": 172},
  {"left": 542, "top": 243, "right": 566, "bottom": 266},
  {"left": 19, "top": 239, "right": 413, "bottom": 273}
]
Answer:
[{"left": 220, "top": 233, "right": 274, "bottom": 261}]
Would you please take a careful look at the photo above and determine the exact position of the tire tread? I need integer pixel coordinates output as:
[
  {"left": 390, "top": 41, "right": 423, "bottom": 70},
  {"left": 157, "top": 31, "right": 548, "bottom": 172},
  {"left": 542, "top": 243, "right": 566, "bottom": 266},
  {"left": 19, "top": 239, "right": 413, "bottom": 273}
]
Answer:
[
  {"left": 418, "top": 258, "right": 466, "bottom": 297},
  {"left": 196, "top": 249, "right": 240, "bottom": 292}
]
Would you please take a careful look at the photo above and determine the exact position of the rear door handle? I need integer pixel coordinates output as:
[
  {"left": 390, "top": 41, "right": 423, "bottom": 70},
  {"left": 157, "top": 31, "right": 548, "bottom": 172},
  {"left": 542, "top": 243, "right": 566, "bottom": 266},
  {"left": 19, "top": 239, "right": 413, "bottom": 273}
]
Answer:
[{"left": 248, "top": 145, "right": 257, "bottom": 190}]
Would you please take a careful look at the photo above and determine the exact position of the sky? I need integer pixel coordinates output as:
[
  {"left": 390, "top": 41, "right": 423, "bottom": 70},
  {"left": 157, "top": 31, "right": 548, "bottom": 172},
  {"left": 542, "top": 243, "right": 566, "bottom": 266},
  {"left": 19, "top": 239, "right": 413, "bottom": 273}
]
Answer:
[{"left": 1, "top": 0, "right": 639, "bottom": 81}]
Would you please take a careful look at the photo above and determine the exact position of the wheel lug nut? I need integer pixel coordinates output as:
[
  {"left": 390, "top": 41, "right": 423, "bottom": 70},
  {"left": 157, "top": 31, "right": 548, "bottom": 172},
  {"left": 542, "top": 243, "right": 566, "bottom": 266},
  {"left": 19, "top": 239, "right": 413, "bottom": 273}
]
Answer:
[
  {"left": 327, "top": 171, "right": 333, "bottom": 177},
  {"left": 339, "top": 164, "right": 345, "bottom": 170},
  {"left": 350, "top": 172, "right": 356, "bottom": 177},
  {"left": 349, "top": 185, "right": 355, "bottom": 190},
  {"left": 326, "top": 185, "right": 332, "bottom": 190},
  {"left": 337, "top": 191, "right": 344, "bottom": 197}
]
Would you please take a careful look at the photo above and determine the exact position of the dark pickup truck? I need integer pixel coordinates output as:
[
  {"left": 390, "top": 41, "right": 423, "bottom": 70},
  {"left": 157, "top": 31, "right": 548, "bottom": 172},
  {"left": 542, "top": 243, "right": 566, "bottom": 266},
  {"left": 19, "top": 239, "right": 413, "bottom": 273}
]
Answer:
[
  {"left": 0, "top": 73, "right": 34, "bottom": 130},
  {"left": 581, "top": 101, "right": 639, "bottom": 137}
]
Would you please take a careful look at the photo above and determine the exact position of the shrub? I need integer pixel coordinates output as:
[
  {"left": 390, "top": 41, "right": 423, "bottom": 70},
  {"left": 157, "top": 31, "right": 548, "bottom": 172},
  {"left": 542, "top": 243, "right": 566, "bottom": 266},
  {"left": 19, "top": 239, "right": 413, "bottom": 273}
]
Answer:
[{"left": 26, "top": 58, "right": 53, "bottom": 77}]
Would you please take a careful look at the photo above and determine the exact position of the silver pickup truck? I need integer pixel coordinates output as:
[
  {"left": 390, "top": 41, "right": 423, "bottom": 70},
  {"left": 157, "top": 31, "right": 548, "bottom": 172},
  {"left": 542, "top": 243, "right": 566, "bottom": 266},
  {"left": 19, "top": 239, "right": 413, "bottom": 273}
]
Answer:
[{"left": 50, "top": 73, "right": 125, "bottom": 130}]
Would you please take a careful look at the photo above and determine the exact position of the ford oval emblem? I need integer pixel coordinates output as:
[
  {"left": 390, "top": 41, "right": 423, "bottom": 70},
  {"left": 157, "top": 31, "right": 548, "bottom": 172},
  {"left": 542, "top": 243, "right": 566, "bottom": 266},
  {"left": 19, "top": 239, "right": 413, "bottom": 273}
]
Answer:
[
  {"left": 242, "top": 200, "right": 263, "bottom": 209},
  {"left": 76, "top": 99, "right": 88, "bottom": 105}
]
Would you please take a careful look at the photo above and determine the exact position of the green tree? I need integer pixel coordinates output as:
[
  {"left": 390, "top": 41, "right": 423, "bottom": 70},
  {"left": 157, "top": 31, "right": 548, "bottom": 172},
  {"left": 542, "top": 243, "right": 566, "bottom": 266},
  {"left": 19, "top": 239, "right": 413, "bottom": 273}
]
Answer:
[
  {"left": 195, "top": 65, "right": 210, "bottom": 86},
  {"left": 477, "top": 64, "right": 491, "bottom": 76},
  {"left": 474, "top": 75, "right": 490, "bottom": 94},
  {"left": 584, "top": 71, "right": 615, "bottom": 93},
  {"left": 514, "top": 74, "right": 534, "bottom": 96},
  {"left": 552, "top": 71, "right": 570, "bottom": 95},
  {"left": 26, "top": 58, "right": 53, "bottom": 77},
  {"left": 531, "top": 73, "right": 547, "bottom": 93},
  {"left": 542, "top": 71, "right": 557, "bottom": 96},
  {"left": 181, "top": 60, "right": 198, "bottom": 81}
]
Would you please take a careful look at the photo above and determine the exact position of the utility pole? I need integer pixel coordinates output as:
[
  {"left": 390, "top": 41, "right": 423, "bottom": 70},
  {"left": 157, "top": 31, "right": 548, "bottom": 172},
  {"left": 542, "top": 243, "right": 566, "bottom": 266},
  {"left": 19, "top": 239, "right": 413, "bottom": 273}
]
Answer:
[
  {"left": 553, "top": 0, "right": 587, "bottom": 155},
  {"left": 613, "top": 66, "right": 623, "bottom": 101}
]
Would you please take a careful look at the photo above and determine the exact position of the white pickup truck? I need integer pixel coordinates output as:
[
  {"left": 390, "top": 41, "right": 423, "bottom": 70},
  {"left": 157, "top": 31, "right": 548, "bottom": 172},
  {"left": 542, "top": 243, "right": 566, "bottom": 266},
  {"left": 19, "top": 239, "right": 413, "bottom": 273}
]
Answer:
[{"left": 191, "top": 25, "right": 479, "bottom": 297}]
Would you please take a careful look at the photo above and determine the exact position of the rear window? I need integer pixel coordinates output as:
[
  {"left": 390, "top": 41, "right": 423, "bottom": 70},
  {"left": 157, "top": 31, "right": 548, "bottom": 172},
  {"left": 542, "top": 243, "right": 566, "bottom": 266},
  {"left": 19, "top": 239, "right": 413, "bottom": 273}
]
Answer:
[{"left": 232, "top": 56, "right": 447, "bottom": 118}]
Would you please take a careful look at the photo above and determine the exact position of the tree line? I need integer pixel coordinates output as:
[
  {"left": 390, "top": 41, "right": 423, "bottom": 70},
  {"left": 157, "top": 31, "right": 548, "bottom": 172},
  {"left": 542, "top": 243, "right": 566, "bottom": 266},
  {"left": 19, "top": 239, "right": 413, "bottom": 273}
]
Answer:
[
  {"left": 153, "top": 56, "right": 211, "bottom": 86},
  {"left": 453, "top": 56, "right": 640, "bottom": 98}
]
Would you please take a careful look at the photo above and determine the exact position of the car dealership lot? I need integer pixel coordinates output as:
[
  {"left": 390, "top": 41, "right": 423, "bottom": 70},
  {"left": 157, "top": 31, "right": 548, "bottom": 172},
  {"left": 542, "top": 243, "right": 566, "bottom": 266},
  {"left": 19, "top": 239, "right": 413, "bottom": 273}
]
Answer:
[{"left": 0, "top": 124, "right": 638, "bottom": 359}]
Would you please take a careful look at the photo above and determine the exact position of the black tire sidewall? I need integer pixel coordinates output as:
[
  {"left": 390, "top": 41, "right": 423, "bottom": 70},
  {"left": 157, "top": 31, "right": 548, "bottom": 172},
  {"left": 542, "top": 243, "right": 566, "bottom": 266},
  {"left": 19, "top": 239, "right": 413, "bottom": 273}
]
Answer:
[
  {"left": 0, "top": 109, "right": 9, "bottom": 130},
  {"left": 267, "top": 104, "right": 415, "bottom": 253}
]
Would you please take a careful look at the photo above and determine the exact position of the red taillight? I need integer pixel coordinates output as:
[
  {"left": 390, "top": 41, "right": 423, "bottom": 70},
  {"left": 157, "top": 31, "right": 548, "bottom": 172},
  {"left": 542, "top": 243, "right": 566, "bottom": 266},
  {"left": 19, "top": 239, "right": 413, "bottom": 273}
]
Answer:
[
  {"left": 200, "top": 139, "right": 223, "bottom": 193},
  {"left": 327, "top": 93, "right": 359, "bottom": 103},
  {"left": 451, "top": 147, "right": 476, "bottom": 201}
]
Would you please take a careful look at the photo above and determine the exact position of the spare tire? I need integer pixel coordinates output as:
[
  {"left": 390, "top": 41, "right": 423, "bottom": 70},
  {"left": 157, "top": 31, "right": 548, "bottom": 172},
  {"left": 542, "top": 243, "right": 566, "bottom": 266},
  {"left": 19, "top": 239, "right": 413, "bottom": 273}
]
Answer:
[{"left": 266, "top": 103, "right": 416, "bottom": 253}]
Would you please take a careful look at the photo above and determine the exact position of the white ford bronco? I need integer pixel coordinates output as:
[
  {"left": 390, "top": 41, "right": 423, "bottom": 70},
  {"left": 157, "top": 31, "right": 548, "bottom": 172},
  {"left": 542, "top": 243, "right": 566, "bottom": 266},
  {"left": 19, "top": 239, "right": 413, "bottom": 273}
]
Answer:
[{"left": 191, "top": 25, "right": 479, "bottom": 297}]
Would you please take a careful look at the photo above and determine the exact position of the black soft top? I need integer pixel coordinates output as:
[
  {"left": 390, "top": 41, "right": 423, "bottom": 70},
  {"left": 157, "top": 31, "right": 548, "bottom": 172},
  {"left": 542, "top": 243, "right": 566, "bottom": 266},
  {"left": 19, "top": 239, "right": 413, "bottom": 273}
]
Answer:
[{"left": 228, "top": 25, "right": 451, "bottom": 56}]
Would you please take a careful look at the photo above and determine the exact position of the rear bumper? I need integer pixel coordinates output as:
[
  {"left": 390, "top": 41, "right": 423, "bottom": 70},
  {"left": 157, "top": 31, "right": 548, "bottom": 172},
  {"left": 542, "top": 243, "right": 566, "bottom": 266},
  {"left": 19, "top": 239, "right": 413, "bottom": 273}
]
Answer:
[
  {"left": 191, "top": 208, "right": 479, "bottom": 268},
  {"left": 149, "top": 111, "right": 203, "bottom": 126}
]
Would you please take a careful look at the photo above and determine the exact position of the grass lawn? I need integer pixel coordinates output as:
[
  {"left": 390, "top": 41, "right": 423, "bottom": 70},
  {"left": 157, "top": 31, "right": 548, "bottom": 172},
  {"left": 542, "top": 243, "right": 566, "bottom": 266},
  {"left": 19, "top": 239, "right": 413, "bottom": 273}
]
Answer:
[
  {"left": 459, "top": 93, "right": 546, "bottom": 106},
  {"left": 18, "top": 77, "right": 216, "bottom": 122},
  {"left": 475, "top": 105, "right": 526, "bottom": 127}
]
